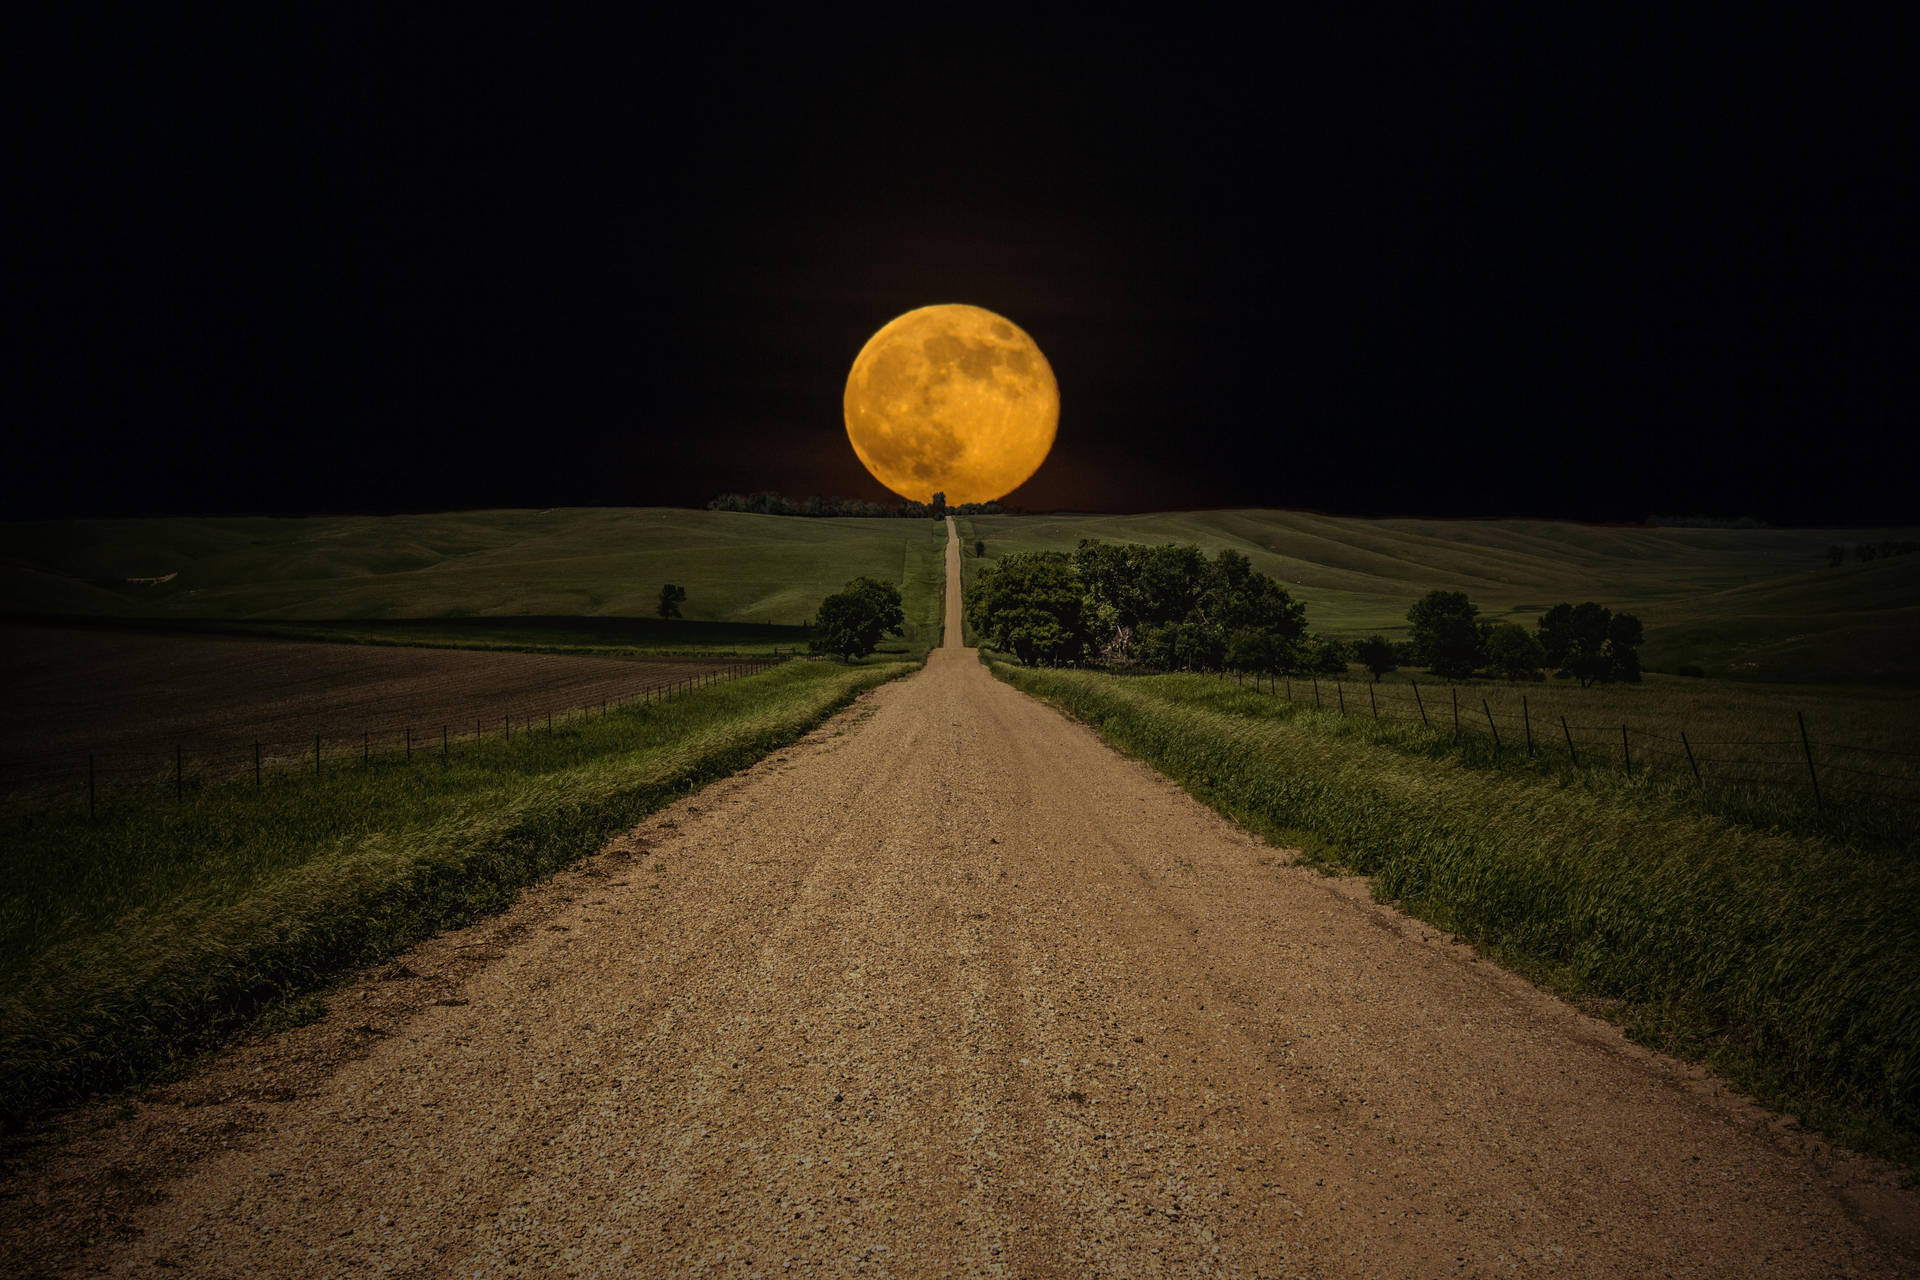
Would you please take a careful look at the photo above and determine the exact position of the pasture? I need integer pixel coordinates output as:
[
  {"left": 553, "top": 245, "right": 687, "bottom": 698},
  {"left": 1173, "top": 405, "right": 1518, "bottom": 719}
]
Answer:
[{"left": 0, "top": 508, "right": 950, "bottom": 654}]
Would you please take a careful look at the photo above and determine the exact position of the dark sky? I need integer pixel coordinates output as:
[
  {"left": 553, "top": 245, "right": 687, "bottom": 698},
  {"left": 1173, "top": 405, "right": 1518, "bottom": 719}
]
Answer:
[{"left": 10, "top": 9, "right": 1916, "bottom": 524}]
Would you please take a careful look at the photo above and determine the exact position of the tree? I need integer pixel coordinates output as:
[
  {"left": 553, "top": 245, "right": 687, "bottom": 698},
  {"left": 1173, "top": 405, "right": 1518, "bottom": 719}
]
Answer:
[
  {"left": 1536, "top": 603, "right": 1574, "bottom": 667},
  {"left": 1356, "top": 635, "right": 1396, "bottom": 682},
  {"left": 1606, "top": 611, "right": 1644, "bottom": 683},
  {"left": 657, "top": 583, "right": 686, "bottom": 619},
  {"left": 929, "top": 491, "right": 947, "bottom": 519},
  {"left": 969, "top": 552, "right": 1091, "bottom": 666},
  {"left": 974, "top": 539, "right": 985, "bottom": 558},
  {"left": 808, "top": 576, "right": 905, "bottom": 661},
  {"left": 1304, "top": 635, "right": 1349, "bottom": 675},
  {"left": 1406, "top": 590, "right": 1484, "bottom": 680},
  {"left": 1484, "top": 622, "right": 1546, "bottom": 681}
]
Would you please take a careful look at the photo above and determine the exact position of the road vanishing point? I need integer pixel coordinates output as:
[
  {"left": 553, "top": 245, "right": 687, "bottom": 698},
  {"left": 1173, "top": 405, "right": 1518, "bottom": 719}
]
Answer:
[{"left": 7, "top": 520, "right": 1915, "bottom": 1277}]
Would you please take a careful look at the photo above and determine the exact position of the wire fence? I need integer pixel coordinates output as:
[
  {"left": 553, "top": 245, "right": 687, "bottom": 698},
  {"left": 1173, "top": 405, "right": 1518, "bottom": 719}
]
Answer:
[
  {"left": 1, "top": 653, "right": 797, "bottom": 821},
  {"left": 1196, "top": 668, "right": 1920, "bottom": 815}
]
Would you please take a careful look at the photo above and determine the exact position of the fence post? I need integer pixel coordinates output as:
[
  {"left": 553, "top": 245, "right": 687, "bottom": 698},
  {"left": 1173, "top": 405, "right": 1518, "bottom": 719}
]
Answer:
[
  {"left": 1621, "top": 725, "right": 1632, "bottom": 778},
  {"left": 1561, "top": 717, "right": 1578, "bottom": 769},
  {"left": 1681, "top": 730, "right": 1701, "bottom": 786},
  {"left": 1312, "top": 675, "right": 1320, "bottom": 708},
  {"left": 1522, "top": 696, "right": 1534, "bottom": 755},
  {"left": 1285, "top": 675, "right": 1291, "bottom": 699},
  {"left": 88, "top": 753, "right": 96, "bottom": 820},
  {"left": 1412, "top": 680, "right": 1428, "bottom": 727},
  {"left": 1336, "top": 681, "right": 1346, "bottom": 716},
  {"left": 547, "top": 709, "right": 552, "bottom": 731},
  {"left": 1369, "top": 682, "right": 1378, "bottom": 719},
  {"left": 405, "top": 727, "right": 411, "bottom": 761},
  {"left": 175, "top": 744, "right": 183, "bottom": 801},
  {"left": 1797, "top": 711, "right": 1823, "bottom": 813},
  {"left": 1483, "top": 700, "right": 1501, "bottom": 752},
  {"left": 1450, "top": 687, "right": 1459, "bottom": 740}
]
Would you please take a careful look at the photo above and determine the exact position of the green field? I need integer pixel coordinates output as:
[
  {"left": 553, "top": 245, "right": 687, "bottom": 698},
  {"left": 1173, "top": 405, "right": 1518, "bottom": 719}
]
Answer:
[
  {"left": 991, "top": 661, "right": 1920, "bottom": 1168},
  {"left": 956, "top": 510, "right": 1920, "bottom": 684},
  {"left": 0, "top": 658, "right": 912, "bottom": 1130},
  {"left": 1, "top": 508, "right": 949, "bottom": 655}
]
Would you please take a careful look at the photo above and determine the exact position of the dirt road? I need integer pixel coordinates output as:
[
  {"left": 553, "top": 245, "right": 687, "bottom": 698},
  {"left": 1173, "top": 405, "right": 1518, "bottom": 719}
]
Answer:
[{"left": 7, "top": 521, "right": 1915, "bottom": 1276}]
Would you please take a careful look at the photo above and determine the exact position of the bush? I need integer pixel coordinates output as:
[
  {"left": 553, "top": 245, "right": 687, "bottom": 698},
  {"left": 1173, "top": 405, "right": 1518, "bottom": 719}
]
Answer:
[
  {"left": 1485, "top": 622, "right": 1546, "bottom": 682},
  {"left": 1407, "top": 590, "right": 1483, "bottom": 679}
]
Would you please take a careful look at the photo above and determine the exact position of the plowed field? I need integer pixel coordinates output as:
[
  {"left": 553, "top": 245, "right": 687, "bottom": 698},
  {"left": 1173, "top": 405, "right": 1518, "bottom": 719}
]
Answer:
[{"left": 0, "top": 626, "right": 751, "bottom": 801}]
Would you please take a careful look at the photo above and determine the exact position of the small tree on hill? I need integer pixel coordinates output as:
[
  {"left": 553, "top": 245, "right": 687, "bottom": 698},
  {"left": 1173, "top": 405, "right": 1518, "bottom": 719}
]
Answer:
[
  {"left": 1407, "top": 590, "right": 1484, "bottom": 680},
  {"left": 1485, "top": 622, "right": 1546, "bottom": 681},
  {"left": 657, "top": 583, "right": 686, "bottom": 619},
  {"left": 929, "top": 491, "right": 947, "bottom": 519},
  {"left": 1356, "top": 635, "right": 1396, "bottom": 682},
  {"left": 808, "top": 576, "right": 905, "bottom": 661}
]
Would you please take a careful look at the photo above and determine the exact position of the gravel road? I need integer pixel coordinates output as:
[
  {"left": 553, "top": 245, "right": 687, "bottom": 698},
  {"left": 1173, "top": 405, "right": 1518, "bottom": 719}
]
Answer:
[{"left": 5, "top": 521, "right": 1915, "bottom": 1277}]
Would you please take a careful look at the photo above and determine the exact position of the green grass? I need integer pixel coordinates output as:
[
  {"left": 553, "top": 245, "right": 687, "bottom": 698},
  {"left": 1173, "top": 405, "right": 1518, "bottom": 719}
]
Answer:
[
  {"left": 1, "top": 508, "right": 952, "bottom": 653},
  {"left": 989, "top": 661, "right": 1920, "bottom": 1169},
  {"left": 957, "top": 510, "right": 1920, "bottom": 684},
  {"left": 0, "top": 657, "right": 912, "bottom": 1131}
]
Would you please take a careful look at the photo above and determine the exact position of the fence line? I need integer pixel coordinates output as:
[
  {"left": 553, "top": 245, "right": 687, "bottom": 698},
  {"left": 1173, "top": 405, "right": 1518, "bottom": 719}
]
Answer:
[
  {"left": 2, "top": 654, "right": 797, "bottom": 821},
  {"left": 1201, "top": 667, "right": 1920, "bottom": 814}
]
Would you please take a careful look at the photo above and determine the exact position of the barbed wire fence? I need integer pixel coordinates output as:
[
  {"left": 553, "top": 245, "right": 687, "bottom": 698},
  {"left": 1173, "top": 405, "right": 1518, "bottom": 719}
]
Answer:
[
  {"left": 2, "top": 652, "right": 798, "bottom": 822},
  {"left": 1184, "top": 666, "right": 1920, "bottom": 817}
]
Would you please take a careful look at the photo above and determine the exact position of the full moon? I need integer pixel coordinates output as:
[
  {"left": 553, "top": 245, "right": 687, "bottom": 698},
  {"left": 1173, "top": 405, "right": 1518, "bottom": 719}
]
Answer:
[{"left": 843, "top": 304, "right": 1059, "bottom": 506}]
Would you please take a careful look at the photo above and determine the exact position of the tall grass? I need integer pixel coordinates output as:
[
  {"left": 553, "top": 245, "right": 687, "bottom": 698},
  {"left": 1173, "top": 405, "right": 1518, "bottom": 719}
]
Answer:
[
  {"left": 993, "top": 662, "right": 1920, "bottom": 1168},
  {"left": 0, "top": 658, "right": 910, "bottom": 1130}
]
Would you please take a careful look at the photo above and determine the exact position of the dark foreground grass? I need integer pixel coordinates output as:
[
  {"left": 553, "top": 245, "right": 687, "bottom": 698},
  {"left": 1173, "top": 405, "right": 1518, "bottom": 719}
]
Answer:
[
  {"left": 0, "top": 658, "right": 911, "bottom": 1131},
  {"left": 993, "top": 661, "right": 1920, "bottom": 1170}
]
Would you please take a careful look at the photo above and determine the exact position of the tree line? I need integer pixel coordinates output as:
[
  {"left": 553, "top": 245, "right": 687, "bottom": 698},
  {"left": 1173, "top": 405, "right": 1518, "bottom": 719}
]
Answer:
[
  {"left": 707, "top": 491, "right": 1005, "bottom": 519},
  {"left": 969, "top": 539, "right": 1644, "bottom": 686}
]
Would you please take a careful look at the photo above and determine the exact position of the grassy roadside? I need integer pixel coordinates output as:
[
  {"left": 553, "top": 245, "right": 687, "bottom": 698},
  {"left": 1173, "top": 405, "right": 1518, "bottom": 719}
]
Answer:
[
  {"left": 990, "top": 661, "right": 1920, "bottom": 1170},
  {"left": 0, "top": 658, "right": 912, "bottom": 1132}
]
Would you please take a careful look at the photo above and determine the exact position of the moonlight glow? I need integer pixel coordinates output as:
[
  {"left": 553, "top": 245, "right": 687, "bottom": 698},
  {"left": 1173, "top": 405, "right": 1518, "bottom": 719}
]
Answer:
[{"left": 843, "top": 304, "right": 1059, "bottom": 506}]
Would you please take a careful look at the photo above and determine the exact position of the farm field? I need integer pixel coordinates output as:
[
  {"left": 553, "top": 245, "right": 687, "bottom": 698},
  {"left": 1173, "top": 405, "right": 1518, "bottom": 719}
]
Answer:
[
  {"left": 0, "top": 508, "right": 949, "bottom": 652},
  {"left": 0, "top": 624, "right": 762, "bottom": 807},
  {"left": 957, "top": 510, "right": 1920, "bottom": 684}
]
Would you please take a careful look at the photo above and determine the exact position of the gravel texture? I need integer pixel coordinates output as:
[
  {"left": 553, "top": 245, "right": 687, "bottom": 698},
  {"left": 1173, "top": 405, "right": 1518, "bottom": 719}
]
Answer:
[{"left": 3, "top": 523, "right": 1915, "bottom": 1277}]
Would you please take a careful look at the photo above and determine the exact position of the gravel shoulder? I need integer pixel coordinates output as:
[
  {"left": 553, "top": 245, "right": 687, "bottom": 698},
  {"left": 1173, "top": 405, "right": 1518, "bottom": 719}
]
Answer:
[{"left": 3, "top": 524, "right": 1915, "bottom": 1277}]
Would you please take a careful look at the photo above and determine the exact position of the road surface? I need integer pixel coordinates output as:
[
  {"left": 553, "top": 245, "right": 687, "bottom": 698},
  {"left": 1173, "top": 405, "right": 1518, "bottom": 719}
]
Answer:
[{"left": 5, "top": 519, "right": 1914, "bottom": 1277}]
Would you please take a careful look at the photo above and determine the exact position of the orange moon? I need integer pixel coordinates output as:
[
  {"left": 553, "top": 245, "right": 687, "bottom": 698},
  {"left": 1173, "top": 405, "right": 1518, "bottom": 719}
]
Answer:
[{"left": 843, "top": 304, "right": 1059, "bottom": 506}]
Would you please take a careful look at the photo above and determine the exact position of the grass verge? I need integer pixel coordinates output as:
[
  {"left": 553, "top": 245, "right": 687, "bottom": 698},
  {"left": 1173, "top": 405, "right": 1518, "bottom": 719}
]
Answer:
[
  {"left": 990, "top": 661, "right": 1920, "bottom": 1171},
  {"left": 0, "top": 658, "right": 911, "bottom": 1131}
]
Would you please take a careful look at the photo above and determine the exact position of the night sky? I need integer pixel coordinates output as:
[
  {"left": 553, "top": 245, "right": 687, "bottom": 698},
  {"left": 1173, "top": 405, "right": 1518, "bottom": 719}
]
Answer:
[{"left": 11, "top": 10, "right": 1915, "bottom": 525}]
